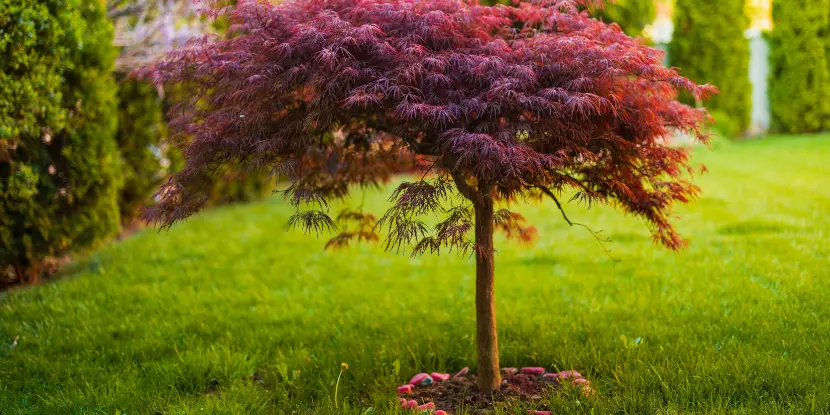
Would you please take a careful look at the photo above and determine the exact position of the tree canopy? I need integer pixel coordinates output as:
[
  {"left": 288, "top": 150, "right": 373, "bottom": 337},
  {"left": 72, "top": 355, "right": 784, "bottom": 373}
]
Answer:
[{"left": 141, "top": 0, "right": 714, "bottom": 251}]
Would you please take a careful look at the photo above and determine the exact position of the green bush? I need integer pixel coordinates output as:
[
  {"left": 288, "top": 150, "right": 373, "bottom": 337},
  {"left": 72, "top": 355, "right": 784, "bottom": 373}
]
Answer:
[
  {"left": 768, "top": 0, "right": 830, "bottom": 133},
  {"left": 709, "top": 110, "right": 742, "bottom": 139},
  {"left": 670, "top": 0, "right": 751, "bottom": 135},
  {"left": 206, "top": 168, "right": 271, "bottom": 207},
  {"left": 115, "top": 78, "right": 175, "bottom": 222},
  {"left": 827, "top": 18, "right": 830, "bottom": 75},
  {"left": 593, "top": 0, "right": 656, "bottom": 37},
  {"left": 0, "top": 0, "right": 121, "bottom": 282}
]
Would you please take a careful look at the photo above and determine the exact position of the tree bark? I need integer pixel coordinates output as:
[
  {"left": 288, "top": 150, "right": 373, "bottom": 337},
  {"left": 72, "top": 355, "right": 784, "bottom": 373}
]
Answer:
[
  {"left": 474, "top": 181, "right": 501, "bottom": 391},
  {"left": 11, "top": 262, "right": 39, "bottom": 285},
  {"left": 27, "top": 264, "right": 39, "bottom": 285}
]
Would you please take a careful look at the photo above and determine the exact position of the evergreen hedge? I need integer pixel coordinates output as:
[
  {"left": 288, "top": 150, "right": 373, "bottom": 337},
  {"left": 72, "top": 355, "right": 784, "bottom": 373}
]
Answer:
[
  {"left": 115, "top": 78, "right": 175, "bottom": 222},
  {"left": 768, "top": 0, "right": 830, "bottom": 133},
  {"left": 670, "top": 0, "right": 751, "bottom": 136},
  {"left": 0, "top": 0, "right": 121, "bottom": 281},
  {"left": 593, "top": 0, "right": 656, "bottom": 37}
]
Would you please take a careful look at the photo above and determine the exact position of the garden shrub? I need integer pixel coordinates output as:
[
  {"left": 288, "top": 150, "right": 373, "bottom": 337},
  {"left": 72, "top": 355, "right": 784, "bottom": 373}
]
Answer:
[
  {"left": 670, "top": 0, "right": 751, "bottom": 135},
  {"left": 116, "top": 78, "right": 174, "bottom": 222},
  {"left": 206, "top": 167, "right": 271, "bottom": 207},
  {"left": 0, "top": 0, "right": 121, "bottom": 282},
  {"left": 709, "top": 110, "right": 742, "bottom": 139},
  {"left": 768, "top": 0, "right": 830, "bottom": 133},
  {"left": 592, "top": 0, "right": 656, "bottom": 37}
]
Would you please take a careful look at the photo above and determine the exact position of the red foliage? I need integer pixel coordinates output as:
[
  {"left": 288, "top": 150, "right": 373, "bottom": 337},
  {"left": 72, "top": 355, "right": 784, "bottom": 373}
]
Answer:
[{"left": 138, "top": 0, "right": 715, "bottom": 253}]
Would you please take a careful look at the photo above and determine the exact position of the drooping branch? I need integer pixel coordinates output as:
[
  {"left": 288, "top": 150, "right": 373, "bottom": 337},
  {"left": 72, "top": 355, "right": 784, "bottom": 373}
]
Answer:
[
  {"left": 286, "top": 210, "right": 337, "bottom": 236},
  {"left": 529, "top": 185, "right": 578, "bottom": 227},
  {"left": 494, "top": 209, "right": 538, "bottom": 244},
  {"left": 411, "top": 205, "right": 474, "bottom": 256},
  {"left": 325, "top": 210, "right": 380, "bottom": 249},
  {"left": 529, "top": 184, "right": 619, "bottom": 261}
]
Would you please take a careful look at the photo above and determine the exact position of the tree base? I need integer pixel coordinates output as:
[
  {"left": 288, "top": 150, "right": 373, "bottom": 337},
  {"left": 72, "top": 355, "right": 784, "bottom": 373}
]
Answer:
[
  {"left": 397, "top": 368, "right": 594, "bottom": 414},
  {"left": 3, "top": 256, "right": 71, "bottom": 291}
]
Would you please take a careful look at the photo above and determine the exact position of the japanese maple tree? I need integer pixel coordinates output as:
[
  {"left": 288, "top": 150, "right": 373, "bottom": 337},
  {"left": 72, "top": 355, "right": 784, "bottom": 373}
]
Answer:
[{"left": 139, "top": 0, "right": 715, "bottom": 390}]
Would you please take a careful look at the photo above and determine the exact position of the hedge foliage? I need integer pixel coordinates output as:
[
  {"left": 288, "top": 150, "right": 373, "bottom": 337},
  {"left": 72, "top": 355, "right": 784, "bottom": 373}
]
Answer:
[
  {"left": 670, "top": 0, "right": 751, "bottom": 136},
  {"left": 593, "top": 0, "right": 656, "bottom": 37},
  {"left": 115, "top": 78, "right": 175, "bottom": 222},
  {"left": 206, "top": 168, "right": 271, "bottom": 207},
  {"left": 0, "top": 0, "right": 121, "bottom": 281},
  {"left": 768, "top": 0, "right": 830, "bottom": 133}
]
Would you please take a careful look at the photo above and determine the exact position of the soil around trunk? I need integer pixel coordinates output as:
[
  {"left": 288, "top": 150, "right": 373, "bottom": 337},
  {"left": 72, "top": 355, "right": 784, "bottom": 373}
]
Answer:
[{"left": 401, "top": 370, "right": 593, "bottom": 414}]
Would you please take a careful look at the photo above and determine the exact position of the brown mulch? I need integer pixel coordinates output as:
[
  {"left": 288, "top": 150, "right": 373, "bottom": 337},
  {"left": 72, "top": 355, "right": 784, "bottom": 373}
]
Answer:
[
  {"left": 1, "top": 256, "right": 72, "bottom": 291},
  {"left": 405, "top": 372, "right": 580, "bottom": 414}
]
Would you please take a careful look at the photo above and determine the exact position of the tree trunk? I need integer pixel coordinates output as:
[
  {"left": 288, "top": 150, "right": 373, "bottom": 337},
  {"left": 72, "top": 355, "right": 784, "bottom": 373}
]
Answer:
[
  {"left": 15, "top": 262, "right": 39, "bottom": 285},
  {"left": 474, "top": 182, "right": 501, "bottom": 391},
  {"left": 27, "top": 264, "right": 39, "bottom": 285},
  {"left": 11, "top": 263, "right": 37, "bottom": 285}
]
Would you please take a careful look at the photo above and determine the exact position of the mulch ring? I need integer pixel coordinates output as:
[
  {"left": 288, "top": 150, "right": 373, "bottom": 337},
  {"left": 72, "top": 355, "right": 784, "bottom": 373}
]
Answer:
[{"left": 397, "top": 368, "right": 594, "bottom": 414}]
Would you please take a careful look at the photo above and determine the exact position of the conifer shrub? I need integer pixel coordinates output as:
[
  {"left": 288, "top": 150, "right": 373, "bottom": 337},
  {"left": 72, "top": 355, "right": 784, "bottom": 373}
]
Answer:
[
  {"left": 671, "top": 0, "right": 750, "bottom": 135},
  {"left": 115, "top": 78, "right": 174, "bottom": 222},
  {"left": 593, "top": 0, "right": 656, "bottom": 37},
  {"left": 768, "top": 0, "right": 830, "bottom": 133},
  {"left": 206, "top": 167, "right": 271, "bottom": 206},
  {"left": 0, "top": 0, "right": 121, "bottom": 282}
]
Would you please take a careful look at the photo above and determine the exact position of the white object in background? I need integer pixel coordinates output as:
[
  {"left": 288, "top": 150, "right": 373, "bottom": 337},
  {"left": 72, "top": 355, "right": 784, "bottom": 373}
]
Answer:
[{"left": 745, "top": 28, "right": 771, "bottom": 137}]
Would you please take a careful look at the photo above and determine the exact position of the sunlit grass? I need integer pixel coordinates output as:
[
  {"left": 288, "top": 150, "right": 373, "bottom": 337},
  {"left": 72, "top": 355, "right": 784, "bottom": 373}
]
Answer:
[{"left": 1, "top": 134, "right": 829, "bottom": 414}]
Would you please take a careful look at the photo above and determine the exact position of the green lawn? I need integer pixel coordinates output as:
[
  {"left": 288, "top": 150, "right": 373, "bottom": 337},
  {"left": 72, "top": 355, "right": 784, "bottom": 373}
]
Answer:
[{"left": 2, "top": 135, "right": 830, "bottom": 414}]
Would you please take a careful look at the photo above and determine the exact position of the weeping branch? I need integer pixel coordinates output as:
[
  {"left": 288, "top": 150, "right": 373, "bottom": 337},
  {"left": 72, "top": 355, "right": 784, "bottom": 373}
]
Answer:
[{"left": 529, "top": 184, "right": 619, "bottom": 262}]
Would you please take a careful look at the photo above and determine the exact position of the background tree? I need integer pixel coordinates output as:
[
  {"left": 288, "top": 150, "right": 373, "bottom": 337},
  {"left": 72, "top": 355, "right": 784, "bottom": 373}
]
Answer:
[
  {"left": 670, "top": 0, "right": 750, "bottom": 136},
  {"left": 140, "top": 0, "right": 714, "bottom": 390},
  {"left": 768, "top": 0, "right": 830, "bottom": 133},
  {"left": 1, "top": 0, "right": 121, "bottom": 282}
]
